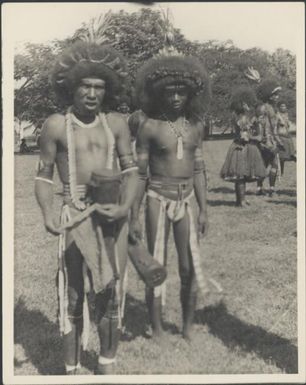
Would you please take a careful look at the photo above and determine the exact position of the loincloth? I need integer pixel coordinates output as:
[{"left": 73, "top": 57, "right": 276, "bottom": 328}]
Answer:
[
  {"left": 58, "top": 184, "right": 128, "bottom": 348},
  {"left": 146, "top": 178, "right": 206, "bottom": 305}
]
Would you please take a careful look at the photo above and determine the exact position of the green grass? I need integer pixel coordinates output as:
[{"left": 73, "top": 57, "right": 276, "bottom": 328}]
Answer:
[{"left": 14, "top": 139, "right": 298, "bottom": 375}]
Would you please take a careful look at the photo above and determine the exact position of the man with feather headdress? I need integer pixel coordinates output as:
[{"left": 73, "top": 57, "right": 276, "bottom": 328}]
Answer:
[
  {"left": 245, "top": 67, "right": 283, "bottom": 196},
  {"left": 35, "top": 14, "right": 138, "bottom": 375},
  {"left": 255, "top": 79, "right": 283, "bottom": 196},
  {"left": 129, "top": 20, "right": 211, "bottom": 342}
]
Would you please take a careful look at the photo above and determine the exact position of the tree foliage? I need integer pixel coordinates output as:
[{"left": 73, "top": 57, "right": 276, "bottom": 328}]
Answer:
[{"left": 14, "top": 8, "right": 297, "bottom": 127}]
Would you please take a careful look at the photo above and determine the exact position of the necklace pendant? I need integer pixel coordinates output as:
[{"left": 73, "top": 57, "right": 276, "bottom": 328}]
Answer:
[{"left": 177, "top": 136, "right": 183, "bottom": 160}]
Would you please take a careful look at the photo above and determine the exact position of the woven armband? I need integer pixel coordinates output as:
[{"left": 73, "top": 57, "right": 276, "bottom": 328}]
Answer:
[
  {"left": 194, "top": 147, "right": 204, "bottom": 174},
  {"left": 194, "top": 159, "right": 205, "bottom": 174},
  {"left": 35, "top": 160, "right": 54, "bottom": 183},
  {"left": 119, "top": 154, "right": 138, "bottom": 174}
]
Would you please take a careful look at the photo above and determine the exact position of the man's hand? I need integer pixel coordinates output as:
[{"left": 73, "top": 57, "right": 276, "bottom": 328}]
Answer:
[
  {"left": 96, "top": 204, "right": 128, "bottom": 222},
  {"left": 128, "top": 218, "right": 142, "bottom": 242},
  {"left": 197, "top": 211, "right": 208, "bottom": 238},
  {"left": 44, "top": 216, "right": 63, "bottom": 236}
]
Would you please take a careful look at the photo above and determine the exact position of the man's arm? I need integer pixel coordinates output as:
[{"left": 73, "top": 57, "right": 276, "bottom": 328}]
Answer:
[
  {"left": 96, "top": 113, "right": 138, "bottom": 222},
  {"left": 129, "top": 120, "right": 151, "bottom": 239},
  {"left": 35, "top": 115, "right": 62, "bottom": 235},
  {"left": 268, "top": 106, "right": 283, "bottom": 147},
  {"left": 249, "top": 116, "right": 263, "bottom": 143},
  {"left": 115, "top": 114, "right": 139, "bottom": 213},
  {"left": 128, "top": 110, "right": 147, "bottom": 140},
  {"left": 193, "top": 128, "right": 208, "bottom": 237}
]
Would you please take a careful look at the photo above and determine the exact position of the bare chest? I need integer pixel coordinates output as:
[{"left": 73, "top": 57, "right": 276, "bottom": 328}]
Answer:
[
  {"left": 151, "top": 122, "right": 197, "bottom": 153},
  {"left": 58, "top": 124, "right": 110, "bottom": 154}
]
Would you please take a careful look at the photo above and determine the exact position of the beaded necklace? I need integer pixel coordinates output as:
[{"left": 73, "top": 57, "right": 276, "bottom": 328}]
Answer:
[
  {"left": 163, "top": 115, "right": 188, "bottom": 160},
  {"left": 65, "top": 107, "right": 115, "bottom": 210}
]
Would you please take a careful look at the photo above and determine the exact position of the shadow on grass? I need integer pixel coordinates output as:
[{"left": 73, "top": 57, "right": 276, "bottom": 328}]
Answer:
[
  {"left": 209, "top": 187, "right": 234, "bottom": 194},
  {"left": 207, "top": 199, "right": 237, "bottom": 207},
  {"left": 270, "top": 200, "right": 297, "bottom": 207},
  {"left": 277, "top": 189, "right": 296, "bottom": 197},
  {"left": 195, "top": 301, "right": 298, "bottom": 373},
  {"left": 122, "top": 294, "right": 179, "bottom": 341},
  {"left": 14, "top": 297, "right": 64, "bottom": 375}
]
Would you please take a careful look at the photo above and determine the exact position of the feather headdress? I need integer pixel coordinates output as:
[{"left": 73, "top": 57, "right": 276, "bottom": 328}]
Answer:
[
  {"left": 52, "top": 12, "right": 128, "bottom": 104},
  {"left": 134, "top": 8, "right": 210, "bottom": 118},
  {"left": 244, "top": 67, "right": 282, "bottom": 103}
]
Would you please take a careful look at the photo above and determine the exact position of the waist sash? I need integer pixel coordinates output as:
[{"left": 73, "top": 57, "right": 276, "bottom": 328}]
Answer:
[{"left": 146, "top": 188, "right": 207, "bottom": 305}]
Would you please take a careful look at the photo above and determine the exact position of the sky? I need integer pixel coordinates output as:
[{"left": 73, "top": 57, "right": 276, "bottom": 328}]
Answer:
[{"left": 3, "top": 2, "right": 304, "bottom": 54}]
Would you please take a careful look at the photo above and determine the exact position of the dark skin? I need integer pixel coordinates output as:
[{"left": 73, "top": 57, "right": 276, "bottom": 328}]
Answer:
[
  {"left": 35, "top": 77, "right": 138, "bottom": 371},
  {"left": 35, "top": 78, "right": 138, "bottom": 235},
  {"left": 256, "top": 90, "right": 282, "bottom": 193},
  {"left": 130, "top": 84, "right": 208, "bottom": 341},
  {"left": 233, "top": 102, "right": 264, "bottom": 207}
]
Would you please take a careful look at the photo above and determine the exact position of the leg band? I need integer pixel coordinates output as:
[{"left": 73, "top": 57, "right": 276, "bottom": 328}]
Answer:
[
  {"left": 98, "top": 355, "right": 116, "bottom": 365},
  {"left": 65, "top": 362, "right": 81, "bottom": 372}
]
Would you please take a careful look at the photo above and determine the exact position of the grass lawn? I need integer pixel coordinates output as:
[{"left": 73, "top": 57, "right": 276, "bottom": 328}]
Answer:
[{"left": 14, "top": 139, "right": 298, "bottom": 375}]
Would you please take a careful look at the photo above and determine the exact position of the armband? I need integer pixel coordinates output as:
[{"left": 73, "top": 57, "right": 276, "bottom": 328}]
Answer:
[
  {"left": 119, "top": 154, "right": 138, "bottom": 174},
  {"left": 194, "top": 147, "right": 204, "bottom": 162},
  {"left": 194, "top": 159, "right": 205, "bottom": 174},
  {"left": 36, "top": 160, "right": 54, "bottom": 181},
  {"left": 35, "top": 177, "right": 54, "bottom": 185},
  {"left": 138, "top": 168, "right": 148, "bottom": 181}
]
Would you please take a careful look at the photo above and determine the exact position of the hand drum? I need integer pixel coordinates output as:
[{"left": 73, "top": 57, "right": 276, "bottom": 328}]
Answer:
[
  {"left": 89, "top": 173, "right": 121, "bottom": 223},
  {"left": 128, "top": 235, "right": 167, "bottom": 288}
]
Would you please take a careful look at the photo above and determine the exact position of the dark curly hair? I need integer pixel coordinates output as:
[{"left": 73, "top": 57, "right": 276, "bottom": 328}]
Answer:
[
  {"left": 52, "top": 41, "right": 128, "bottom": 109},
  {"left": 134, "top": 55, "right": 211, "bottom": 121},
  {"left": 256, "top": 79, "right": 281, "bottom": 103},
  {"left": 230, "top": 86, "right": 257, "bottom": 114}
]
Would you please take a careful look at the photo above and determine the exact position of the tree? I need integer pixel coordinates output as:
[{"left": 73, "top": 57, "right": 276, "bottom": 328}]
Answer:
[
  {"left": 14, "top": 8, "right": 296, "bottom": 126},
  {"left": 14, "top": 41, "right": 64, "bottom": 127}
]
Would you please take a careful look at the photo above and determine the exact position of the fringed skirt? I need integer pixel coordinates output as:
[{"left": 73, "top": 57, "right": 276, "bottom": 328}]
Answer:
[
  {"left": 220, "top": 141, "right": 266, "bottom": 182},
  {"left": 278, "top": 136, "right": 296, "bottom": 161}
]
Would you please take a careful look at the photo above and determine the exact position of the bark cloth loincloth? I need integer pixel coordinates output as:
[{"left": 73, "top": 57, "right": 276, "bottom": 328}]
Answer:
[
  {"left": 58, "top": 184, "right": 128, "bottom": 349},
  {"left": 146, "top": 178, "right": 222, "bottom": 307}
]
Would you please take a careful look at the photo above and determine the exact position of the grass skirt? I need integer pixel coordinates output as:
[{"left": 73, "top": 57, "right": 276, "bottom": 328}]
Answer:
[{"left": 220, "top": 140, "right": 266, "bottom": 182}]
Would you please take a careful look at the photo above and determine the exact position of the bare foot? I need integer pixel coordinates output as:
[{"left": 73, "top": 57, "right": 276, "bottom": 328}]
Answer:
[
  {"left": 182, "top": 325, "right": 195, "bottom": 343},
  {"left": 95, "top": 363, "right": 115, "bottom": 375},
  {"left": 241, "top": 200, "right": 251, "bottom": 207},
  {"left": 151, "top": 329, "right": 167, "bottom": 346}
]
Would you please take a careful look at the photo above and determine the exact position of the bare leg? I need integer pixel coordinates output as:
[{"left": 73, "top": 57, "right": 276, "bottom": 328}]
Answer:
[
  {"left": 280, "top": 159, "right": 285, "bottom": 176},
  {"left": 64, "top": 243, "right": 84, "bottom": 374},
  {"left": 256, "top": 178, "right": 265, "bottom": 195},
  {"left": 173, "top": 211, "right": 196, "bottom": 341},
  {"left": 145, "top": 196, "right": 170, "bottom": 340},
  {"left": 95, "top": 222, "right": 126, "bottom": 375},
  {"left": 95, "top": 285, "right": 120, "bottom": 374},
  {"left": 268, "top": 155, "right": 278, "bottom": 196},
  {"left": 235, "top": 181, "right": 248, "bottom": 207}
]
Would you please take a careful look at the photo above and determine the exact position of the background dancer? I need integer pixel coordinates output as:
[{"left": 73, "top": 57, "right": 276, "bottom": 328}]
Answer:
[{"left": 220, "top": 86, "right": 266, "bottom": 207}]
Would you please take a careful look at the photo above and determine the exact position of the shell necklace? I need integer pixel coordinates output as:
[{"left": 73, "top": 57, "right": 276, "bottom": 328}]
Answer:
[
  {"left": 65, "top": 107, "right": 115, "bottom": 210},
  {"left": 163, "top": 115, "right": 188, "bottom": 160}
]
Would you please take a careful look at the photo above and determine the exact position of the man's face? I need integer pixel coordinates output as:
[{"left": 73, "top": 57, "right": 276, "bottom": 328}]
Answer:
[
  {"left": 279, "top": 103, "right": 287, "bottom": 113},
  {"left": 161, "top": 84, "right": 189, "bottom": 114},
  {"left": 270, "top": 92, "right": 279, "bottom": 104},
  {"left": 73, "top": 78, "right": 106, "bottom": 115},
  {"left": 118, "top": 103, "right": 130, "bottom": 114}
]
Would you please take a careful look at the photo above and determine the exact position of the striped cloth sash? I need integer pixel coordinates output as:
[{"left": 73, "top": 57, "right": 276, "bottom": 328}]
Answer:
[{"left": 146, "top": 189, "right": 207, "bottom": 305}]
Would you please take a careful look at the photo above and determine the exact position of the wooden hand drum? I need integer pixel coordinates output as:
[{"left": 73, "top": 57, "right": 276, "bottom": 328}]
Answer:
[{"left": 128, "top": 235, "right": 167, "bottom": 288}]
